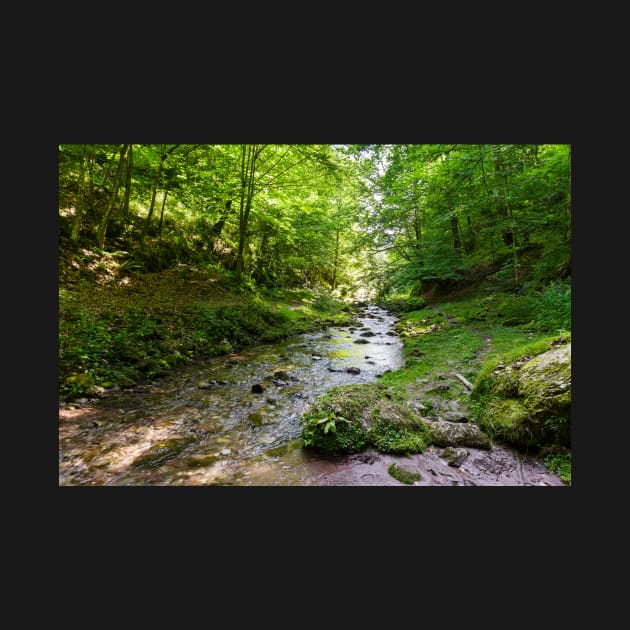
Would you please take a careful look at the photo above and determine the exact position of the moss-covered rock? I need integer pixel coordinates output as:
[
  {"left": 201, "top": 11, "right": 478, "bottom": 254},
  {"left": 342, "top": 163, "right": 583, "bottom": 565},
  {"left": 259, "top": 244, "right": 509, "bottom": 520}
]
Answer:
[
  {"left": 388, "top": 462, "right": 422, "bottom": 484},
  {"left": 427, "top": 420, "right": 492, "bottom": 449},
  {"left": 301, "top": 384, "right": 431, "bottom": 455},
  {"left": 472, "top": 343, "right": 571, "bottom": 449}
]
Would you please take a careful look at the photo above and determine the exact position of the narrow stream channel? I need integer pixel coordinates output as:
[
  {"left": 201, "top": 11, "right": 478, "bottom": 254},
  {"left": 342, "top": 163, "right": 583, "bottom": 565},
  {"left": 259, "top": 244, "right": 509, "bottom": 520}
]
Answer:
[{"left": 59, "top": 304, "right": 403, "bottom": 486}]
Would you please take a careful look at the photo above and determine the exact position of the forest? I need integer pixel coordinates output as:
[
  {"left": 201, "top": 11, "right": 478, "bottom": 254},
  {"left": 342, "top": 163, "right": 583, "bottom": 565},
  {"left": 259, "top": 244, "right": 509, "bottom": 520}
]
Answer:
[{"left": 58, "top": 144, "right": 571, "bottom": 486}]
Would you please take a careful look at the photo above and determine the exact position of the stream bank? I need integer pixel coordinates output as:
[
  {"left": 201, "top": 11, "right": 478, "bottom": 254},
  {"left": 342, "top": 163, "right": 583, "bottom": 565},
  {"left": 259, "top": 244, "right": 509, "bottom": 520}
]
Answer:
[{"left": 59, "top": 302, "right": 565, "bottom": 486}]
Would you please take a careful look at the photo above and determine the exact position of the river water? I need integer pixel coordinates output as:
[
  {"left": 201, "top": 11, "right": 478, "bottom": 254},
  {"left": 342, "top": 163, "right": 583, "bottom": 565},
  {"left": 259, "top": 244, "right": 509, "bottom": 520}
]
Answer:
[{"left": 59, "top": 304, "right": 404, "bottom": 486}]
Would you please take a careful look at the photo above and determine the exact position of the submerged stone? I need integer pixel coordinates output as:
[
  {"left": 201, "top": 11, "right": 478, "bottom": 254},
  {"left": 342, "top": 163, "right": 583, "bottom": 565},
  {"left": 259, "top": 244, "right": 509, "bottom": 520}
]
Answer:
[{"left": 131, "top": 437, "right": 196, "bottom": 469}]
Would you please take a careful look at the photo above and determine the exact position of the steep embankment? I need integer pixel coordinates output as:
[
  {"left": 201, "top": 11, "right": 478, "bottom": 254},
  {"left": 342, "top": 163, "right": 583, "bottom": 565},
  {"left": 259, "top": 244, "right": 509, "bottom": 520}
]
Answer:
[{"left": 59, "top": 257, "right": 354, "bottom": 401}]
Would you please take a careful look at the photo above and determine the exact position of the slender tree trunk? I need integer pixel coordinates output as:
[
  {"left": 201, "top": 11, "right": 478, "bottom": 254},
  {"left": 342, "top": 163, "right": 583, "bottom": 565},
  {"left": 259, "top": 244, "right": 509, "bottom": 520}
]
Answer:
[
  {"left": 209, "top": 199, "right": 233, "bottom": 245},
  {"left": 142, "top": 151, "right": 165, "bottom": 240},
  {"left": 96, "top": 144, "right": 129, "bottom": 249},
  {"left": 142, "top": 144, "right": 179, "bottom": 240},
  {"left": 235, "top": 144, "right": 263, "bottom": 279},
  {"left": 451, "top": 215, "right": 461, "bottom": 259},
  {"left": 509, "top": 206, "right": 519, "bottom": 286},
  {"left": 158, "top": 189, "right": 168, "bottom": 236},
  {"left": 331, "top": 228, "right": 340, "bottom": 290},
  {"left": 492, "top": 145, "right": 513, "bottom": 247},
  {"left": 70, "top": 144, "right": 88, "bottom": 245},
  {"left": 121, "top": 144, "right": 133, "bottom": 220}
]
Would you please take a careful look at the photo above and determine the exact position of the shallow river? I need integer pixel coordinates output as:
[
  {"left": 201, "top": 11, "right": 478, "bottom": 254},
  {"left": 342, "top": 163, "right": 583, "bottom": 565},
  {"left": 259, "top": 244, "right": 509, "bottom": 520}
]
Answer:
[{"left": 59, "top": 304, "right": 404, "bottom": 486}]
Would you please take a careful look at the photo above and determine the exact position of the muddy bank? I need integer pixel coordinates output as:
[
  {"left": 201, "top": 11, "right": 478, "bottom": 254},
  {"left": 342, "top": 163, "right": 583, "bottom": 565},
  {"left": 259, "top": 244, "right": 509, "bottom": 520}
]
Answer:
[{"left": 309, "top": 445, "right": 564, "bottom": 486}]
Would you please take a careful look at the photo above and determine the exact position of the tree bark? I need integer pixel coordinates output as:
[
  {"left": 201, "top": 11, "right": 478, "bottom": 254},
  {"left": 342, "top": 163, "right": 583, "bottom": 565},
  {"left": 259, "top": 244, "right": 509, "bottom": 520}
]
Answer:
[
  {"left": 331, "top": 228, "right": 340, "bottom": 290},
  {"left": 209, "top": 199, "right": 233, "bottom": 245},
  {"left": 235, "top": 144, "right": 263, "bottom": 279},
  {"left": 451, "top": 215, "right": 461, "bottom": 259},
  {"left": 70, "top": 144, "right": 88, "bottom": 245},
  {"left": 141, "top": 144, "right": 180, "bottom": 240},
  {"left": 121, "top": 144, "right": 133, "bottom": 221},
  {"left": 96, "top": 144, "right": 129, "bottom": 249},
  {"left": 158, "top": 188, "right": 168, "bottom": 236}
]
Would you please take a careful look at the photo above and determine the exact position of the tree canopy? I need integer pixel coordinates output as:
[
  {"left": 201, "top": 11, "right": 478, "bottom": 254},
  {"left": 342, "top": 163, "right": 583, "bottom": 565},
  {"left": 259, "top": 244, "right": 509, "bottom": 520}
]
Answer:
[{"left": 59, "top": 143, "right": 571, "bottom": 296}]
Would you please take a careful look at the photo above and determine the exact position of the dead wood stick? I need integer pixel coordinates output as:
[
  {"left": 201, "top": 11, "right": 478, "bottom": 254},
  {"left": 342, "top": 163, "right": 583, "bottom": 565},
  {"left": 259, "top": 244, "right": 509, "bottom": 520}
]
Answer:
[{"left": 453, "top": 372, "right": 473, "bottom": 390}]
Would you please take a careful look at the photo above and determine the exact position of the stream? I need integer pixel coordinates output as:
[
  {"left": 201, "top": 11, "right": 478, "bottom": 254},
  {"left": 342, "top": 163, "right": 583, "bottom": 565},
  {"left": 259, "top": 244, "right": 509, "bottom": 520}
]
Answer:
[
  {"left": 59, "top": 304, "right": 405, "bottom": 486},
  {"left": 59, "top": 303, "right": 565, "bottom": 486}
]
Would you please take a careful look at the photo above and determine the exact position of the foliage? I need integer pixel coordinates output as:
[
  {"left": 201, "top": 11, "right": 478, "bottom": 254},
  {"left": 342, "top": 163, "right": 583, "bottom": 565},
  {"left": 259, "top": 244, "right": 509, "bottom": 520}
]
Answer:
[
  {"left": 302, "top": 411, "right": 368, "bottom": 453},
  {"left": 58, "top": 268, "right": 350, "bottom": 399},
  {"left": 369, "top": 419, "right": 431, "bottom": 454},
  {"left": 301, "top": 383, "right": 429, "bottom": 455},
  {"left": 543, "top": 451, "right": 571, "bottom": 485},
  {"left": 379, "top": 295, "right": 428, "bottom": 313}
]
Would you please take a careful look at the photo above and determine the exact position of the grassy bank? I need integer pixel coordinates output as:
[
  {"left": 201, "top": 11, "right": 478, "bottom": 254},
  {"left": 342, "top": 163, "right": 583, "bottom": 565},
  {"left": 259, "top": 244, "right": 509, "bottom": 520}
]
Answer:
[
  {"left": 375, "top": 288, "right": 571, "bottom": 484},
  {"left": 59, "top": 263, "right": 353, "bottom": 400}
]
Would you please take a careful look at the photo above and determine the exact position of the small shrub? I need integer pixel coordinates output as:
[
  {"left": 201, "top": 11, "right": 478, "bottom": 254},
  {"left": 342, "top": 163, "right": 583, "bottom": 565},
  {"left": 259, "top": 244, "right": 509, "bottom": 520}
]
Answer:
[{"left": 544, "top": 451, "right": 571, "bottom": 485}]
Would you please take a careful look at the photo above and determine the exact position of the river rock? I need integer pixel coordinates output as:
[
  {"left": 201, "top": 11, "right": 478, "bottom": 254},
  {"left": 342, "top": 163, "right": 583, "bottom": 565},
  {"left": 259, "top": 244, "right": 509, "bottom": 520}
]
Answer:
[
  {"left": 472, "top": 343, "right": 571, "bottom": 448},
  {"left": 426, "top": 419, "right": 492, "bottom": 449},
  {"left": 442, "top": 411, "right": 469, "bottom": 423},
  {"left": 441, "top": 446, "right": 470, "bottom": 467},
  {"left": 302, "top": 384, "right": 432, "bottom": 454},
  {"left": 251, "top": 383, "right": 266, "bottom": 394},
  {"left": 346, "top": 367, "right": 361, "bottom": 374},
  {"left": 131, "top": 437, "right": 196, "bottom": 469}
]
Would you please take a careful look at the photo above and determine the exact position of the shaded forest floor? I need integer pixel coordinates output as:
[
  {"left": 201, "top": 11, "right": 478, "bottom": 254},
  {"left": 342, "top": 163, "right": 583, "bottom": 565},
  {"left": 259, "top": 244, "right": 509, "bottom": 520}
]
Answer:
[{"left": 59, "top": 248, "right": 354, "bottom": 401}]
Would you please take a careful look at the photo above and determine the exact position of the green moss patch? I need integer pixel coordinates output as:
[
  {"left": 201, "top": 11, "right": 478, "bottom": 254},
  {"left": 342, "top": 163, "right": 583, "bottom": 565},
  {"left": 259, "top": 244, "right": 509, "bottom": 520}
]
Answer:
[
  {"left": 387, "top": 463, "right": 422, "bottom": 484},
  {"left": 301, "top": 384, "right": 430, "bottom": 455}
]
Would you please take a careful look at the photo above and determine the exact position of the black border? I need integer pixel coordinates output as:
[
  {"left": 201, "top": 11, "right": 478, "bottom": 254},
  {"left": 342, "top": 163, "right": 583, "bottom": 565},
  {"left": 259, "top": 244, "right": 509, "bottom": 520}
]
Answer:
[{"left": 50, "top": 99, "right": 584, "bottom": 562}]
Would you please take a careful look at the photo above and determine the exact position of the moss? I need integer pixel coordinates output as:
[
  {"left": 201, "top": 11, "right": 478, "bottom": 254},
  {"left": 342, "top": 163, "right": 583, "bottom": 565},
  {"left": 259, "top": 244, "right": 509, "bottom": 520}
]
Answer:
[
  {"left": 473, "top": 397, "right": 532, "bottom": 447},
  {"left": 387, "top": 463, "right": 422, "bottom": 484},
  {"left": 301, "top": 384, "right": 429, "bottom": 455},
  {"left": 470, "top": 344, "right": 571, "bottom": 449},
  {"left": 369, "top": 419, "right": 431, "bottom": 454}
]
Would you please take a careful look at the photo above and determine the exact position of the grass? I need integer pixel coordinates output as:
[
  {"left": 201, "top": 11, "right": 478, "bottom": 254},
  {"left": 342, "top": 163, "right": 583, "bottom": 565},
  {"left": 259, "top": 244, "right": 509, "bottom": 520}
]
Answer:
[{"left": 377, "top": 291, "right": 571, "bottom": 484}]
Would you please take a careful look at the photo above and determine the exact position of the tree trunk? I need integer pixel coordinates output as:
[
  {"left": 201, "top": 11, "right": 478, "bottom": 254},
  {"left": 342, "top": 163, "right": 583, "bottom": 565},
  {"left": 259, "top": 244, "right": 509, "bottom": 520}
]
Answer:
[
  {"left": 209, "top": 199, "right": 233, "bottom": 245},
  {"left": 451, "top": 215, "right": 461, "bottom": 259},
  {"left": 96, "top": 144, "right": 129, "bottom": 249},
  {"left": 121, "top": 144, "right": 133, "bottom": 221},
  {"left": 235, "top": 144, "right": 263, "bottom": 279},
  {"left": 70, "top": 144, "right": 88, "bottom": 245},
  {"left": 158, "top": 188, "right": 168, "bottom": 236},
  {"left": 141, "top": 144, "right": 180, "bottom": 240},
  {"left": 492, "top": 145, "right": 513, "bottom": 247},
  {"left": 331, "top": 228, "right": 340, "bottom": 290}
]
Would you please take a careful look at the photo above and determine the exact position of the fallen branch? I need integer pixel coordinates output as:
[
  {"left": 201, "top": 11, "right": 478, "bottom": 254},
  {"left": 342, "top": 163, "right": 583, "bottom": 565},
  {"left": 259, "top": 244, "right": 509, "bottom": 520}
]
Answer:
[{"left": 453, "top": 373, "right": 474, "bottom": 390}]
